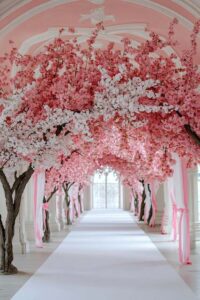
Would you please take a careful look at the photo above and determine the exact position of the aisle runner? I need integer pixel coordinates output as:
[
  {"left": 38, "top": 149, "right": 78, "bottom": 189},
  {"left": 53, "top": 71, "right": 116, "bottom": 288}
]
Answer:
[{"left": 12, "top": 210, "right": 198, "bottom": 300}]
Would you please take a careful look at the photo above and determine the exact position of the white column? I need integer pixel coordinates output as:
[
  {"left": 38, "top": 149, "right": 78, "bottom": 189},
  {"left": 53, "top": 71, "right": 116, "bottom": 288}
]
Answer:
[
  {"left": 83, "top": 185, "right": 92, "bottom": 210},
  {"left": 14, "top": 191, "right": 30, "bottom": 254},
  {"left": 120, "top": 183, "right": 124, "bottom": 209},
  {"left": 0, "top": 182, "right": 6, "bottom": 225},
  {"left": 123, "top": 186, "right": 131, "bottom": 211},
  {"left": 105, "top": 173, "right": 108, "bottom": 208},
  {"left": 118, "top": 180, "right": 122, "bottom": 209},
  {"left": 188, "top": 167, "right": 199, "bottom": 248},
  {"left": 0, "top": 169, "right": 33, "bottom": 253},
  {"left": 24, "top": 176, "right": 35, "bottom": 241},
  {"left": 161, "top": 182, "right": 173, "bottom": 233},
  {"left": 3, "top": 169, "right": 30, "bottom": 254},
  {"left": 55, "top": 192, "right": 65, "bottom": 231},
  {"left": 154, "top": 183, "right": 165, "bottom": 225},
  {"left": 62, "top": 193, "right": 67, "bottom": 225},
  {"left": 48, "top": 194, "right": 59, "bottom": 232}
]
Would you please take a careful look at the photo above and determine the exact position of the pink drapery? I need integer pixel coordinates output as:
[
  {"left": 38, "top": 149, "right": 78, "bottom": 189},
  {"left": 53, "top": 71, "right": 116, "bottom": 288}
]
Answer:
[
  {"left": 149, "top": 181, "right": 158, "bottom": 227},
  {"left": 179, "top": 160, "right": 191, "bottom": 264},
  {"left": 69, "top": 183, "right": 80, "bottom": 221},
  {"left": 169, "top": 156, "right": 191, "bottom": 264},
  {"left": 33, "top": 172, "right": 45, "bottom": 247}
]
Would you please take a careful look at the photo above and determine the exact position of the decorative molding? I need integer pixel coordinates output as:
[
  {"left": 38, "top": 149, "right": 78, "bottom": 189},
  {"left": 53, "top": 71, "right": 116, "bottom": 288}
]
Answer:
[
  {"left": 171, "top": 0, "right": 200, "bottom": 18},
  {"left": 80, "top": 7, "right": 115, "bottom": 24},
  {"left": 0, "top": 0, "right": 78, "bottom": 37},
  {"left": 123, "top": 0, "right": 198, "bottom": 31},
  {"left": 18, "top": 24, "right": 148, "bottom": 54},
  {"left": 0, "top": 0, "right": 31, "bottom": 20},
  {"left": 88, "top": 0, "right": 105, "bottom": 4},
  {"left": 1, "top": 0, "right": 199, "bottom": 38}
]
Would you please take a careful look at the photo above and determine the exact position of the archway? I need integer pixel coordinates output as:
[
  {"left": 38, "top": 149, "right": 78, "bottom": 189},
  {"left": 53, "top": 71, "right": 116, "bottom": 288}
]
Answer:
[{"left": 92, "top": 169, "right": 120, "bottom": 209}]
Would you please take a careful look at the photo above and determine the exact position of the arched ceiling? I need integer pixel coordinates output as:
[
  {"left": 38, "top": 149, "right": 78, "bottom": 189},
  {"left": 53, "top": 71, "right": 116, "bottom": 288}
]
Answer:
[{"left": 0, "top": 0, "right": 199, "bottom": 62}]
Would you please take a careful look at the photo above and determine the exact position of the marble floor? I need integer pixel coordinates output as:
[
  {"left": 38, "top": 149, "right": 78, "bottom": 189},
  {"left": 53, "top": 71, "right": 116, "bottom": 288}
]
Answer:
[
  {"left": 0, "top": 229, "right": 70, "bottom": 300},
  {"left": 139, "top": 222, "right": 200, "bottom": 298},
  {"left": 8, "top": 210, "right": 199, "bottom": 300}
]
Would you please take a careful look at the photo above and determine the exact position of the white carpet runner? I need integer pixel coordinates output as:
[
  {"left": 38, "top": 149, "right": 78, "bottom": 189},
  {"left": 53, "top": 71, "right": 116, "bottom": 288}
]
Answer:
[{"left": 12, "top": 210, "right": 198, "bottom": 300}]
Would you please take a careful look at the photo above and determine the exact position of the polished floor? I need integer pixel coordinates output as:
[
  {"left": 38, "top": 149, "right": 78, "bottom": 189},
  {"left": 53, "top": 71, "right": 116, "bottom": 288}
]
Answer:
[{"left": 12, "top": 210, "right": 198, "bottom": 300}]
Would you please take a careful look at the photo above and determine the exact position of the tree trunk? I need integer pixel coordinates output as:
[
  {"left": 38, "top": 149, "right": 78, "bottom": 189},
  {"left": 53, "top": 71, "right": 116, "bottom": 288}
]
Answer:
[
  {"left": 78, "top": 194, "right": 84, "bottom": 214},
  {"left": 42, "top": 188, "right": 57, "bottom": 243},
  {"left": 66, "top": 207, "right": 72, "bottom": 225},
  {"left": 0, "top": 166, "right": 34, "bottom": 274},
  {"left": 134, "top": 195, "right": 138, "bottom": 216},
  {"left": 4, "top": 211, "right": 17, "bottom": 274},
  {"left": 147, "top": 184, "right": 153, "bottom": 225},
  {"left": 184, "top": 124, "right": 200, "bottom": 146},
  {"left": 42, "top": 210, "right": 50, "bottom": 243},
  {"left": 74, "top": 201, "right": 79, "bottom": 218},
  {"left": 0, "top": 215, "right": 5, "bottom": 271},
  {"left": 64, "top": 189, "right": 72, "bottom": 225},
  {"left": 147, "top": 205, "right": 153, "bottom": 225},
  {"left": 63, "top": 183, "right": 75, "bottom": 225},
  {"left": 139, "top": 188, "right": 146, "bottom": 221},
  {"left": 176, "top": 111, "right": 200, "bottom": 146}
]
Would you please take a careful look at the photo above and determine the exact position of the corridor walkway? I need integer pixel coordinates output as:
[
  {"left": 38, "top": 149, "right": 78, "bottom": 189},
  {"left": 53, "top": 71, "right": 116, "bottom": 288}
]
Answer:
[{"left": 12, "top": 210, "right": 198, "bottom": 300}]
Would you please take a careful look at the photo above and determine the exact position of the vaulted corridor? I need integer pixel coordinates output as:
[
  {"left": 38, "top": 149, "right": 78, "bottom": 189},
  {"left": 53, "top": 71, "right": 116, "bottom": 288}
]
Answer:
[{"left": 12, "top": 210, "right": 198, "bottom": 300}]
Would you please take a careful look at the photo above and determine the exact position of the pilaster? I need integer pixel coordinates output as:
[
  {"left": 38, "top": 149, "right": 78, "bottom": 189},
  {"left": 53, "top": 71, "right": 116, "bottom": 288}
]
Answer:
[{"left": 188, "top": 167, "right": 199, "bottom": 248}]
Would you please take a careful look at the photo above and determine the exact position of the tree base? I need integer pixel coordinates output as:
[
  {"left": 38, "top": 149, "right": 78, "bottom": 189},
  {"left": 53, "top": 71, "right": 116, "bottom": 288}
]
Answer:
[
  {"left": 42, "top": 235, "right": 50, "bottom": 243},
  {"left": 0, "top": 264, "right": 18, "bottom": 275}
]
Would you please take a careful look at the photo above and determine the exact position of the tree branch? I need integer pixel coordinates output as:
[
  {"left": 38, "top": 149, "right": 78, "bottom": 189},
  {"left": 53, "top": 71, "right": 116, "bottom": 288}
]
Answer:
[
  {"left": 67, "top": 182, "right": 74, "bottom": 191},
  {"left": 11, "top": 164, "right": 33, "bottom": 194},
  {"left": 62, "top": 183, "right": 67, "bottom": 193},
  {"left": 0, "top": 170, "right": 13, "bottom": 211},
  {"left": 184, "top": 124, "right": 200, "bottom": 146},
  {"left": 0, "top": 154, "right": 12, "bottom": 169},
  {"left": 176, "top": 111, "right": 200, "bottom": 146},
  {"left": 0, "top": 214, "right": 5, "bottom": 242},
  {"left": 14, "top": 166, "right": 34, "bottom": 218},
  {"left": 46, "top": 187, "right": 58, "bottom": 203}
]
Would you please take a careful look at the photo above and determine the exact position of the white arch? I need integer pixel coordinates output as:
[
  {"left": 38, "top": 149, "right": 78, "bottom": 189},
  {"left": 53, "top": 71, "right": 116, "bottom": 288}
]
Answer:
[
  {"left": 0, "top": 0, "right": 31, "bottom": 21},
  {"left": 0, "top": 0, "right": 78, "bottom": 37},
  {"left": 123, "top": 0, "right": 198, "bottom": 30},
  {"left": 0, "top": 0, "right": 199, "bottom": 38},
  {"left": 171, "top": 0, "right": 200, "bottom": 18}
]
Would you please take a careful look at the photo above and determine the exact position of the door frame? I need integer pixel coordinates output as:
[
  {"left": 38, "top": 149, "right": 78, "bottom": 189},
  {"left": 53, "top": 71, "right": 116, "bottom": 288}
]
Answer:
[{"left": 92, "top": 171, "right": 121, "bottom": 209}]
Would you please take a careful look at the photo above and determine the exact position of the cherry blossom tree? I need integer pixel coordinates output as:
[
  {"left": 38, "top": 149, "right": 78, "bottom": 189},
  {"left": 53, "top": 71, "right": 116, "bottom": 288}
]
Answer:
[
  {"left": 0, "top": 25, "right": 103, "bottom": 273},
  {"left": 0, "top": 18, "right": 199, "bottom": 273}
]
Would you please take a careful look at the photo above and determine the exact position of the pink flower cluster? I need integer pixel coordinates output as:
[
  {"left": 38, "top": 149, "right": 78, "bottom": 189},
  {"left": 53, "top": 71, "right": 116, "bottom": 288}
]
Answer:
[{"left": 0, "top": 19, "right": 199, "bottom": 194}]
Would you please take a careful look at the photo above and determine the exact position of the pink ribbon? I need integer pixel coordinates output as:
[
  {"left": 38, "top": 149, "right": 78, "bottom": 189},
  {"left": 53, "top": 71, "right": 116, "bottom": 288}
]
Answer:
[
  {"left": 33, "top": 173, "right": 43, "bottom": 248},
  {"left": 172, "top": 202, "right": 177, "bottom": 241},
  {"left": 43, "top": 202, "right": 49, "bottom": 211},
  {"left": 180, "top": 160, "right": 191, "bottom": 265},
  {"left": 171, "top": 199, "right": 191, "bottom": 264}
]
